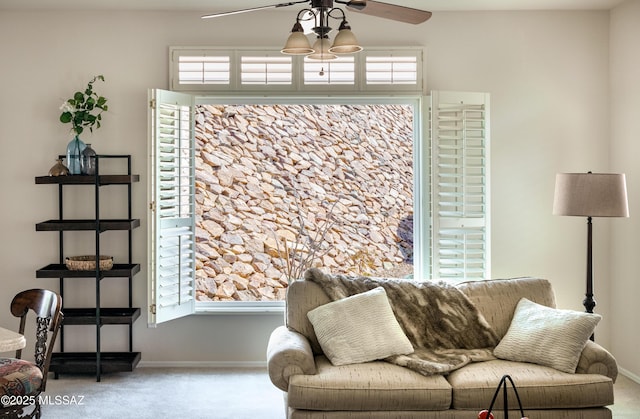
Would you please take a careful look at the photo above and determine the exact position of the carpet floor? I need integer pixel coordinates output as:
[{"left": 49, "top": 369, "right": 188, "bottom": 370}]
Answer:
[{"left": 41, "top": 368, "right": 640, "bottom": 418}]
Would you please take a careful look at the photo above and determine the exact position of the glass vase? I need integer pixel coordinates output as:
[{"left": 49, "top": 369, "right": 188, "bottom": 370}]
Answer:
[
  {"left": 65, "top": 135, "right": 86, "bottom": 175},
  {"left": 81, "top": 143, "right": 97, "bottom": 175}
]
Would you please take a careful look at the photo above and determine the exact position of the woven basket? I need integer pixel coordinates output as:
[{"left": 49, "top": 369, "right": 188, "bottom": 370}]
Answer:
[{"left": 65, "top": 255, "right": 113, "bottom": 271}]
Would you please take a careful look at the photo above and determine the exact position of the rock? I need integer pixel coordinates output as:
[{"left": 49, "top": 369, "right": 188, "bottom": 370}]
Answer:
[
  {"left": 215, "top": 280, "right": 236, "bottom": 299},
  {"left": 220, "top": 232, "right": 244, "bottom": 246},
  {"left": 196, "top": 242, "right": 220, "bottom": 259},
  {"left": 194, "top": 104, "right": 414, "bottom": 302},
  {"left": 202, "top": 220, "right": 224, "bottom": 239},
  {"left": 230, "top": 274, "right": 250, "bottom": 291},
  {"left": 265, "top": 265, "right": 284, "bottom": 279},
  {"left": 232, "top": 261, "right": 255, "bottom": 276},
  {"left": 234, "top": 290, "right": 258, "bottom": 301}
]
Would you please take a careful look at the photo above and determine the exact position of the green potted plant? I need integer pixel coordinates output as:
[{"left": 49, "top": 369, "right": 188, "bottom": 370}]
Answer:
[{"left": 59, "top": 75, "right": 108, "bottom": 174}]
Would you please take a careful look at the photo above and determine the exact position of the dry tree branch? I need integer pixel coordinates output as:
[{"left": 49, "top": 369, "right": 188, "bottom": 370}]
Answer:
[{"left": 271, "top": 184, "right": 339, "bottom": 282}]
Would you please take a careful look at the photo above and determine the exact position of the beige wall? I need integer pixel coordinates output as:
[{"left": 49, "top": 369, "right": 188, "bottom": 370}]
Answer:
[
  {"left": 0, "top": 5, "right": 635, "bottom": 377},
  {"left": 610, "top": 0, "right": 640, "bottom": 381}
]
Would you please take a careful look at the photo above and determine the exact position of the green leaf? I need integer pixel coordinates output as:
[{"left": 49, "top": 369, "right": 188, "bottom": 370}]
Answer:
[{"left": 62, "top": 75, "right": 107, "bottom": 133}]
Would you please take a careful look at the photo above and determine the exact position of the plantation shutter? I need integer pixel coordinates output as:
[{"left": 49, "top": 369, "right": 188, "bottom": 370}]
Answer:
[
  {"left": 148, "top": 89, "right": 196, "bottom": 326},
  {"left": 430, "top": 91, "right": 490, "bottom": 279}
]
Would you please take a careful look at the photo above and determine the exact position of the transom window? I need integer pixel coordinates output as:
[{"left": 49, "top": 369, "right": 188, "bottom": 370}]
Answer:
[{"left": 169, "top": 47, "right": 423, "bottom": 93}]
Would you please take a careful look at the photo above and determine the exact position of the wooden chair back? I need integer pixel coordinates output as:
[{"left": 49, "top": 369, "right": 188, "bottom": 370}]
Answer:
[{"left": 10, "top": 289, "right": 63, "bottom": 391}]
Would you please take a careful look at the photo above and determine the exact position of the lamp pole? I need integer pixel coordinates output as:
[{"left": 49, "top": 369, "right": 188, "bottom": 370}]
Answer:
[{"left": 584, "top": 216, "right": 595, "bottom": 314}]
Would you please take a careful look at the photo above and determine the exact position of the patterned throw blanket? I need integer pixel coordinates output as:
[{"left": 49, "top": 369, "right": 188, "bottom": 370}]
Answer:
[{"left": 304, "top": 268, "right": 499, "bottom": 376}]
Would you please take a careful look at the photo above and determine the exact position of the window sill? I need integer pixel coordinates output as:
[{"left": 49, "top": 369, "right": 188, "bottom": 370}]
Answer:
[{"left": 195, "top": 301, "right": 285, "bottom": 315}]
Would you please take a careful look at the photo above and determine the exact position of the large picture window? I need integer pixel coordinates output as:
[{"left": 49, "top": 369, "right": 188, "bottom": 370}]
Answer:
[
  {"left": 149, "top": 49, "right": 489, "bottom": 324},
  {"left": 194, "top": 103, "right": 415, "bottom": 303}
]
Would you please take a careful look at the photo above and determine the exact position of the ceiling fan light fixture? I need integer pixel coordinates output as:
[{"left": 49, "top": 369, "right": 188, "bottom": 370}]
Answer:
[
  {"left": 328, "top": 20, "right": 363, "bottom": 54},
  {"left": 281, "top": 21, "right": 314, "bottom": 55},
  {"left": 307, "top": 37, "right": 338, "bottom": 61}
]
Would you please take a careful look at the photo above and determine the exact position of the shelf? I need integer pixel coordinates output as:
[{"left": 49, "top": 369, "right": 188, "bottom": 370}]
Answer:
[
  {"left": 37, "top": 155, "right": 140, "bottom": 381},
  {"left": 36, "top": 263, "right": 140, "bottom": 278},
  {"left": 36, "top": 219, "right": 140, "bottom": 231},
  {"left": 35, "top": 174, "right": 139, "bottom": 185},
  {"left": 61, "top": 308, "right": 141, "bottom": 325},
  {"left": 50, "top": 352, "right": 141, "bottom": 374}
]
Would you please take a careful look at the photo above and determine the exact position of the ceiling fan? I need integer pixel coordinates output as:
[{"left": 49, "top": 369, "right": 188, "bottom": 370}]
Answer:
[
  {"left": 202, "top": 1, "right": 432, "bottom": 25},
  {"left": 202, "top": 1, "right": 432, "bottom": 60}
]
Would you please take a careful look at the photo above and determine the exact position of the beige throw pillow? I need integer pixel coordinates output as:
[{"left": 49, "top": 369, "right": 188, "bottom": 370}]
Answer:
[
  {"left": 493, "top": 297, "right": 601, "bottom": 373},
  {"left": 307, "top": 287, "right": 414, "bottom": 366}
]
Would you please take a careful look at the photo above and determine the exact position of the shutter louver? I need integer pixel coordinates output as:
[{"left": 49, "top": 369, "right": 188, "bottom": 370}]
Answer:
[
  {"left": 431, "top": 91, "right": 490, "bottom": 279},
  {"left": 241, "top": 56, "right": 293, "bottom": 85},
  {"left": 148, "top": 89, "right": 196, "bottom": 326},
  {"left": 303, "top": 56, "right": 355, "bottom": 85},
  {"left": 178, "top": 55, "right": 231, "bottom": 85},
  {"left": 366, "top": 55, "right": 418, "bottom": 85}
]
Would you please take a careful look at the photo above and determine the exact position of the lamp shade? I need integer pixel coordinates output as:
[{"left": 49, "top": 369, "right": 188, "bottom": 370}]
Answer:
[
  {"left": 282, "top": 32, "right": 314, "bottom": 55},
  {"left": 329, "top": 29, "right": 362, "bottom": 54},
  {"left": 307, "top": 37, "right": 338, "bottom": 61},
  {"left": 282, "top": 22, "right": 314, "bottom": 55},
  {"left": 329, "top": 20, "right": 363, "bottom": 54},
  {"left": 553, "top": 173, "right": 629, "bottom": 217}
]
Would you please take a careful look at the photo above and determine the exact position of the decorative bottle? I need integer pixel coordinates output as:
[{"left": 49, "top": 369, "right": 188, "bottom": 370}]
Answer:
[
  {"left": 65, "top": 135, "right": 86, "bottom": 175},
  {"left": 81, "top": 143, "right": 97, "bottom": 175},
  {"left": 48, "top": 158, "right": 69, "bottom": 176}
]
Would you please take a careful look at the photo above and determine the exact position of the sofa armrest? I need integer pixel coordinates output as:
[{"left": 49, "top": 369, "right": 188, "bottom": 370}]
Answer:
[
  {"left": 575, "top": 340, "right": 618, "bottom": 382},
  {"left": 267, "top": 325, "right": 317, "bottom": 392}
]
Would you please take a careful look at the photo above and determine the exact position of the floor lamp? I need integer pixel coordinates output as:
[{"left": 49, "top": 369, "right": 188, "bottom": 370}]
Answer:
[{"left": 553, "top": 173, "right": 629, "bottom": 328}]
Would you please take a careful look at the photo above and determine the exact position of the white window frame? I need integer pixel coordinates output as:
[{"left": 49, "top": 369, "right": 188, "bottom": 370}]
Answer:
[
  {"left": 169, "top": 46, "right": 425, "bottom": 95},
  {"left": 148, "top": 92, "right": 489, "bottom": 323},
  {"left": 148, "top": 49, "right": 490, "bottom": 324}
]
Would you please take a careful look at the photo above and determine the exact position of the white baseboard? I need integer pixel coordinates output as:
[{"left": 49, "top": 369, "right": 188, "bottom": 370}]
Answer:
[
  {"left": 138, "top": 360, "right": 267, "bottom": 369},
  {"left": 619, "top": 367, "right": 640, "bottom": 384}
]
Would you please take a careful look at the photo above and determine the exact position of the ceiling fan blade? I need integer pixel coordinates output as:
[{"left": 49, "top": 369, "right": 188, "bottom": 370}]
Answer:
[
  {"left": 202, "top": 1, "right": 308, "bottom": 19},
  {"left": 345, "top": 1, "right": 432, "bottom": 24}
]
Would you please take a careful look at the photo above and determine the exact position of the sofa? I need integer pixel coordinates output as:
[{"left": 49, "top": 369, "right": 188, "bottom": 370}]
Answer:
[{"left": 266, "top": 275, "right": 618, "bottom": 418}]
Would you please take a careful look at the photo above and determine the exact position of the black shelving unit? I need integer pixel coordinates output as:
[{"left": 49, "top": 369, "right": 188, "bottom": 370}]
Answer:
[{"left": 35, "top": 155, "right": 141, "bottom": 382}]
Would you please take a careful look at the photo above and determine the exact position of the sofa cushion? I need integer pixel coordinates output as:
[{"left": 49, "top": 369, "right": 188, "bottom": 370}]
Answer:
[
  {"left": 456, "top": 277, "right": 556, "bottom": 339},
  {"left": 307, "top": 287, "right": 414, "bottom": 366},
  {"left": 288, "top": 356, "right": 452, "bottom": 411},
  {"left": 447, "top": 359, "right": 614, "bottom": 410},
  {"left": 287, "top": 280, "right": 331, "bottom": 355},
  {"left": 494, "top": 298, "right": 601, "bottom": 373}
]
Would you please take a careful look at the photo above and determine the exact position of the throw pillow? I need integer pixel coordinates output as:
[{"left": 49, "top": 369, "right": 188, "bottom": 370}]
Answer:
[
  {"left": 493, "top": 297, "right": 601, "bottom": 373},
  {"left": 307, "top": 286, "right": 414, "bottom": 366}
]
